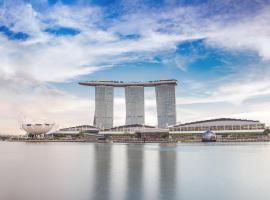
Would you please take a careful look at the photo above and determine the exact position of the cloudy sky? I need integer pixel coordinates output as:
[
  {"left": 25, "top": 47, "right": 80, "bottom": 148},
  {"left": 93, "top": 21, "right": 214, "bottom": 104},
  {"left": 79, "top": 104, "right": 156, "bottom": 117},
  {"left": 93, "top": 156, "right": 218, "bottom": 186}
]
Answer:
[{"left": 0, "top": 0, "right": 270, "bottom": 134}]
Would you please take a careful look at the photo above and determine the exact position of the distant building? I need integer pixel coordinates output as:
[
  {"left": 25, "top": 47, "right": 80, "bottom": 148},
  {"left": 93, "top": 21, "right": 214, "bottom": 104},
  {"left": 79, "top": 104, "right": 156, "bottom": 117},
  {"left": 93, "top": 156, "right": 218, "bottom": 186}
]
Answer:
[
  {"left": 170, "top": 118, "right": 265, "bottom": 134},
  {"left": 79, "top": 79, "right": 177, "bottom": 129},
  {"left": 53, "top": 125, "right": 99, "bottom": 135},
  {"left": 21, "top": 123, "right": 55, "bottom": 135},
  {"left": 101, "top": 124, "right": 168, "bottom": 134},
  {"left": 134, "top": 128, "right": 170, "bottom": 140}
]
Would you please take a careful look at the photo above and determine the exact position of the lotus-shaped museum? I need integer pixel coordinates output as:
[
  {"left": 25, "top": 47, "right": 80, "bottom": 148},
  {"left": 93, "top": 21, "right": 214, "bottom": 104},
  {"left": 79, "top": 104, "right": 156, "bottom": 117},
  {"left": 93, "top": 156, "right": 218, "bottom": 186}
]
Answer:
[{"left": 21, "top": 123, "right": 55, "bottom": 135}]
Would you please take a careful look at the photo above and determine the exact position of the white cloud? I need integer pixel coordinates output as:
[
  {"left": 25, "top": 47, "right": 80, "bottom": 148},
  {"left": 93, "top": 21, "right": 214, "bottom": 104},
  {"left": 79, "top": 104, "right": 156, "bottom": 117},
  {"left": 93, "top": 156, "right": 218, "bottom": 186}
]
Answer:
[
  {"left": 43, "top": 4, "right": 102, "bottom": 30},
  {"left": 0, "top": 4, "right": 192, "bottom": 83},
  {"left": 178, "top": 80, "right": 270, "bottom": 105},
  {"left": 205, "top": 6, "right": 270, "bottom": 60},
  {"left": 0, "top": 1, "right": 270, "bottom": 133},
  {"left": 1, "top": 2, "right": 269, "bottom": 84}
]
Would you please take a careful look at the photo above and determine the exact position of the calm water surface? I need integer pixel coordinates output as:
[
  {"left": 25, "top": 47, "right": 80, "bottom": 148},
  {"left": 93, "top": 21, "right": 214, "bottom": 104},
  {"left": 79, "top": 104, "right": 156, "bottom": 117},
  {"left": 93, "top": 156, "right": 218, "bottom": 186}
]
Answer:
[{"left": 0, "top": 142, "right": 270, "bottom": 200}]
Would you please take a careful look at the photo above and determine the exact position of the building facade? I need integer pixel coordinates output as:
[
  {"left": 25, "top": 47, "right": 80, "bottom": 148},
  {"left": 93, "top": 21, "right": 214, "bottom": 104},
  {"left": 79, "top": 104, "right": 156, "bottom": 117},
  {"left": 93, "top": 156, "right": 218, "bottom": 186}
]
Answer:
[
  {"left": 155, "top": 84, "right": 176, "bottom": 128},
  {"left": 125, "top": 86, "right": 145, "bottom": 125},
  {"left": 94, "top": 86, "right": 114, "bottom": 129},
  {"left": 53, "top": 125, "right": 99, "bottom": 135},
  {"left": 80, "top": 79, "right": 177, "bottom": 129},
  {"left": 170, "top": 118, "right": 265, "bottom": 134},
  {"left": 100, "top": 124, "right": 169, "bottom": 135}
]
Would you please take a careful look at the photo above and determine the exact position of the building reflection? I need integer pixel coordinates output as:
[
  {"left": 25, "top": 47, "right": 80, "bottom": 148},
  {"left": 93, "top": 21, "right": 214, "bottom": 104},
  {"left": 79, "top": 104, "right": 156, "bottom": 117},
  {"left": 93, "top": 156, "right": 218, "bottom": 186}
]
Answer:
[
  {"left": 143, "top": 144, "right": 160, "bottom": 200},
  {"left": 159, "top": 144, "right": 177, "bottom": 200},
  {"left": 93, "top": 144, "right": 112, "bottom": 200},
  {"left": 92, "top": 143, "right": 177, "bottom": 200},
  {"left": 109, "top": 144, "right": 127, "bottom": 200},
  {"left": 126, "top": 144, "right": 144, "bottom": 200}
]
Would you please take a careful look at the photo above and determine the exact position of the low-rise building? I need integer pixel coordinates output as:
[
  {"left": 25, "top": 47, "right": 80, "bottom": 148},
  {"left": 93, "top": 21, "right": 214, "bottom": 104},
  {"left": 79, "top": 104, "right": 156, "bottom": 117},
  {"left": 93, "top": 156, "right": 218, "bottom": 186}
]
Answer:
[
  {"left": 100, "top": 124, "right": 170, "bottom": 141},
  {"left": 53, "top": 125, "right": 99, "bottom": 135},
  {"left": 170, "top": 118, "right": 266, "bottom": 134},
  {"left": 101, "top": 124, "right": 167, "bottom": 134}
]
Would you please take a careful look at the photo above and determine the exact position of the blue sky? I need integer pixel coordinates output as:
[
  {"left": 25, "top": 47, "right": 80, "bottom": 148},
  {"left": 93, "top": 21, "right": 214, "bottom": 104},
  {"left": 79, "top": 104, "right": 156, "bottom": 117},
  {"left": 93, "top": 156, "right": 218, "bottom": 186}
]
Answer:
[{"left": 0, "top": 0, "right": 270, "bottom": 133}]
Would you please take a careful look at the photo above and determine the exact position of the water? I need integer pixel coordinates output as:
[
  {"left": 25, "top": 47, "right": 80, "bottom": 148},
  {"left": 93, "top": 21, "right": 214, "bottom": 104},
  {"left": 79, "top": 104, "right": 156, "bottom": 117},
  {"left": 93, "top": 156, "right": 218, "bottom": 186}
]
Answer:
[{"left": 1, "top": 142, "right": 270, "bottom": 200}]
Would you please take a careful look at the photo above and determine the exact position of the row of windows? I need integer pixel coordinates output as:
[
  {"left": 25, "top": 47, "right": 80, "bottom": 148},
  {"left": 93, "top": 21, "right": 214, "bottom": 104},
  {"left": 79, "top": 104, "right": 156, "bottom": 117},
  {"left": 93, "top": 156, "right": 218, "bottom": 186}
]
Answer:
[
  {"left": 109, "top": 127, "right": 144, "bottom": 132},
  {"left": 170, "top": 124, "right": 265, "bottom": 131},
  {"left": 61, "top": 126, "right": 95, "bottom": 131}
]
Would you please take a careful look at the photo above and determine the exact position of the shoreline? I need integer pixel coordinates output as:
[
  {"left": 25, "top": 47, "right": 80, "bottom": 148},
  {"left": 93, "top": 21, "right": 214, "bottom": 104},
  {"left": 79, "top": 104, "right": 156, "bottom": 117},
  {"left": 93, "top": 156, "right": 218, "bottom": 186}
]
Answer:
[
  {"left": 5, "top": 138, "right": 270, "bottom": 143},
  {"left": 3, "top": 132, "right": 270, "bottom": 144}
]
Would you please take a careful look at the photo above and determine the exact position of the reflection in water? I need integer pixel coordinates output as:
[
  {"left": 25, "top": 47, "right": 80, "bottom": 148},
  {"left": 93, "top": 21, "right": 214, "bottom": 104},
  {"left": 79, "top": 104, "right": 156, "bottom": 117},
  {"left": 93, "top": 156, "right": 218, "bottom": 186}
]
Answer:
[
  {"left": 159, "top": 144, "right": 176, "bottom": 200},
  {"left": 126, "top": 144, "right": 144, "bottom": 200},
  {"left": 93, "top": 144, "right": 112, "bottom": 200},
  {"left": 1, "top": 142, "right": 270, "bottom": 200},
  {"left": 143, "top": 144, "right": 160, "bottom": 200},
  {"left": 109, "top": 144, "right": 127, "bottom": 200}
]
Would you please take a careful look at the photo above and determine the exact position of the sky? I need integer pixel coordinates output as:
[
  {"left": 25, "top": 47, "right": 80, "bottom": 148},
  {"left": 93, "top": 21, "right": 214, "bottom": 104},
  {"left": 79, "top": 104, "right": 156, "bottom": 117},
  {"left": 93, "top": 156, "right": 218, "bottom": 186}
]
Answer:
[{"left": 0, "top": 0, "right": 270, "bottom": 134}]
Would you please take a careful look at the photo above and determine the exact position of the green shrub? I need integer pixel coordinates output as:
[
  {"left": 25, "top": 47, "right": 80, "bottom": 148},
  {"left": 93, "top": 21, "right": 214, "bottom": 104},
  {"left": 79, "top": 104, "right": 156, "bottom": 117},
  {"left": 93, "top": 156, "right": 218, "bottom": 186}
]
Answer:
[{"left": 263, "top": 128, "right": 270, "bottom": 134}]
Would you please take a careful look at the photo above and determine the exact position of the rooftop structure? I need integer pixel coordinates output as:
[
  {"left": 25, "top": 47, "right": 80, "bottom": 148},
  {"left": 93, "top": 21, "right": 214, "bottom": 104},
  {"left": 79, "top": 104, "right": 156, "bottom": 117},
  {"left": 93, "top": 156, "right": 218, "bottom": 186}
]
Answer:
[
  {"left": 101, "top": 124, "right": 156, "bottom": 134},
  {"left": 79, "top": 79, "right": 177, "bottom": 87},
  {"left": 80, "top": 79, "right": 177, "bottom": 129},
  {"left": 174, "top": 118, "right": 262, "bottom": 126},
  {"left": 59, "top": 125, "right": 99, "bottom": 132},
  {"left": 170, "top": 118, "right": 265, "bottom": 134},
  {"left": 99, "top": 123, "right": 168, "bottom": 136},
  {"left": 54, "top": 125, "right": 99, "bottom": 135}
]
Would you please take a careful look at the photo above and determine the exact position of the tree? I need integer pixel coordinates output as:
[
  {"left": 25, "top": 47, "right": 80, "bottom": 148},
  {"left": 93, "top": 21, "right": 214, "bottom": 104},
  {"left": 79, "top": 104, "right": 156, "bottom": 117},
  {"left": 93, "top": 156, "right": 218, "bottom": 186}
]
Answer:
[{"left": 263, "top": 128, "right": 270, "bottom": 134}]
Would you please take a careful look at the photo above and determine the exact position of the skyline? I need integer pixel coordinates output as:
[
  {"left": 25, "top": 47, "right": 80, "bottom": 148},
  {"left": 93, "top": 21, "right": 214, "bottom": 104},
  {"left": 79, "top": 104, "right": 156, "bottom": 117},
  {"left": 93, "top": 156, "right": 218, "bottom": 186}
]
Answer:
[
  {"left": 0, "top": 0, "right": 270, "bottom": 133},
  {"left": 79, "top": 79, "right": 177, "bottom": 129}
]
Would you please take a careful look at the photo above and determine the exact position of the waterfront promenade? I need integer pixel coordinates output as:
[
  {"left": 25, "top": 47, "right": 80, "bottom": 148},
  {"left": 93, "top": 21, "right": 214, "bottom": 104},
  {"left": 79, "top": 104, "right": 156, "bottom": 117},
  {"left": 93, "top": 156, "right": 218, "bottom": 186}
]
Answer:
[{"left": 6, "top": 133, "right": 270, "bottom": 143}]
